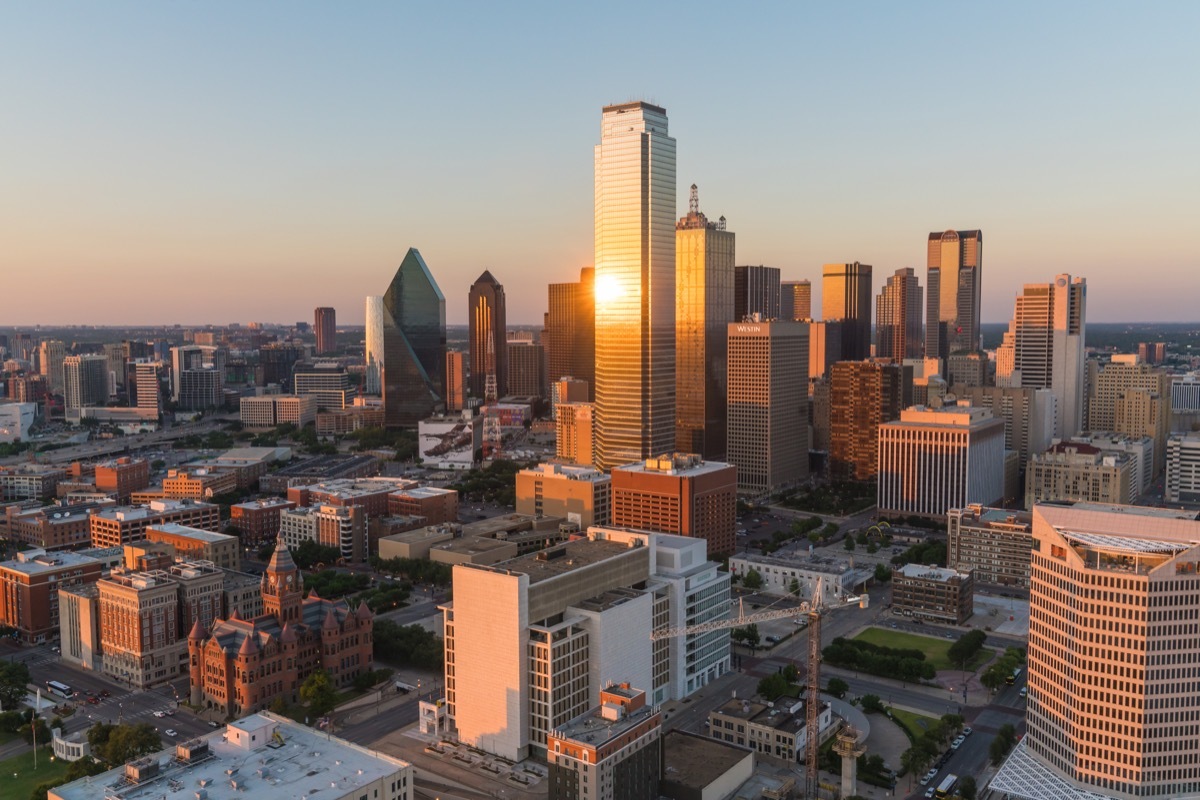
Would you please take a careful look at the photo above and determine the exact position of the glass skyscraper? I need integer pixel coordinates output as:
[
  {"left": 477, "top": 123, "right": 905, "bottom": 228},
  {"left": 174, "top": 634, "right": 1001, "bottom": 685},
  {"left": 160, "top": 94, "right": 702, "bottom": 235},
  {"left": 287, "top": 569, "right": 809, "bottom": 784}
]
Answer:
[
  {"left": 926, "top": 229, "right": 983, "bottom": 359},
  {"left": 382, "top": 248, "right": 446, "bottom": 428},
  {"left": 364, "top": 295, "right": 384, "bottom": 394},
  {"left": 468, "top": 270, "right": 507, "bottom": 400},
  {"left": 822, "top": 262, "right": 873, "bottom": 361},
  {"left": 593, "top": 101, "right": 676, "bottom": 471}
]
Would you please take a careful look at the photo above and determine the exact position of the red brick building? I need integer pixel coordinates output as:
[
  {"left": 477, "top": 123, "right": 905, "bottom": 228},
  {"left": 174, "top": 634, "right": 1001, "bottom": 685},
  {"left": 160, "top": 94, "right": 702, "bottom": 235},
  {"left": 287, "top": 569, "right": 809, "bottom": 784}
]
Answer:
[
  {"left": 229, "top": 498, "right": 297, "bottom": 548},
  {"left": 94, "top": 458, "right": 152, "bottom": 502},
  {"left": 387, "top": 487, "right": 459, "bottom": 525},
  {"left": 0, "top": 550, "right": 103, "bottom": 643},
  {"left": 610, "top": 454, "right": 738, "bottom": 558},
  {"left": 188, "top": 539, "right": 373, "bottom": 718}
]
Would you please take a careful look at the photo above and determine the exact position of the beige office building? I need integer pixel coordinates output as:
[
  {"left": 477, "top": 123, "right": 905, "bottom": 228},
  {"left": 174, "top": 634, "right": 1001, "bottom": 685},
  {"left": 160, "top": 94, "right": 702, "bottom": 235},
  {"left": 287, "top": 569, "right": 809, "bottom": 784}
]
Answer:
[
  {"left": 1025, "top": 441, "right": 1134, "bottom": 509},
  {"left": 556, "top": 402, "right": 595, "bottom": 467},
  {"left": 1087, "top": 354, "right": 1172, "bottom": 474},
  {"left": 726, "top": 320, "right": 809, "bottom": 495},
  {"left": 59, "top": 583, "right": 102, "bottom": 671},
  {"left": 442, "top": 528, "right": 730, "bottom": 761},
  {"left": 991, "top": 503, "right": 1200, "bottom": 800},
  {"left": 946, "top": 505, "right": 1034, "bottom": 588},
  {"left": 98, "top": 569, "right": 187, "bottom": 688},
  {"left": 516, "top": 463, "right": 612, "bottom": 528},
  {"left": 146, "top": 523, "right": 241, "bottom": 571}
]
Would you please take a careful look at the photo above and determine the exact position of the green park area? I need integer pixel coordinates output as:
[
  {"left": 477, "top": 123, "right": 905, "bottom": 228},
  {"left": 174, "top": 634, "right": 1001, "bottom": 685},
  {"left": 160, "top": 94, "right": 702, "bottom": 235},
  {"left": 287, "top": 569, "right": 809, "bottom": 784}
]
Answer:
[
  {"left": 887, "top": 706, "right": 940, "bottom": 740},
  {"left": 854, "top": 627, "right": 991, "bottom": 672},
  {"left": 0, "top": 747, "right": 70, "bottom": 800}
]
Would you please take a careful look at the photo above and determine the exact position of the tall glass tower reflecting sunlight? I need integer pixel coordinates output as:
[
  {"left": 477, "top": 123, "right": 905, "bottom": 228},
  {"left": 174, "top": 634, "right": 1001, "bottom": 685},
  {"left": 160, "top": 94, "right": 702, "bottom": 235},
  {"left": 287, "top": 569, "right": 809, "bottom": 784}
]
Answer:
[
  {"left": 365, "top": 295, "right": 384, "bottom": 394},
  {"left": 382, "top": 248, "right": 446, "bottom": 427},
  {"left": 593, "top": 101, "right": 676, "bottom": 471}
]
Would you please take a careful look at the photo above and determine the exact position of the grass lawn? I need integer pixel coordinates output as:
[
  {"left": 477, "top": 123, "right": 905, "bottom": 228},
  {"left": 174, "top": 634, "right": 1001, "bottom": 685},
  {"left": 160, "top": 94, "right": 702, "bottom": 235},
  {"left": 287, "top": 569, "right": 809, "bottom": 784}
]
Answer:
[
  {"left": 0, "top": 746, "right": 70, "bottom": 800},
  {"left": 888, "top": 707, "right": 940, "bottom": 742},
  {"left": 854, "top": 627, "right": 990, "bottom": 671}
]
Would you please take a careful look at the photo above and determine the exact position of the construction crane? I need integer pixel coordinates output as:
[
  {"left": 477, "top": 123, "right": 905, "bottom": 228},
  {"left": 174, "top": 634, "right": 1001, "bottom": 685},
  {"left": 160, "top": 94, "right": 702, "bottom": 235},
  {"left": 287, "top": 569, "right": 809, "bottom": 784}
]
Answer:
[{"left": 651, "top": 578, "right": 868, "bottom": 800}]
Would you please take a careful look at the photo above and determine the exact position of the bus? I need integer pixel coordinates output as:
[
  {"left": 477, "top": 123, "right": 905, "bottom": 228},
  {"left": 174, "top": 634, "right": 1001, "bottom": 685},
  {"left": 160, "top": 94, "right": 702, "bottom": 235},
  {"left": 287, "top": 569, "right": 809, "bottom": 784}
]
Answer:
[
  {"left": 45, "top": 680, "right": 73, "bottom": 699},
  {"left": 1006, "top": 667, "right": 1022, "bottom": 685},
  {"left": 935, "top": 774, "right": 959, "bottom": 799}
]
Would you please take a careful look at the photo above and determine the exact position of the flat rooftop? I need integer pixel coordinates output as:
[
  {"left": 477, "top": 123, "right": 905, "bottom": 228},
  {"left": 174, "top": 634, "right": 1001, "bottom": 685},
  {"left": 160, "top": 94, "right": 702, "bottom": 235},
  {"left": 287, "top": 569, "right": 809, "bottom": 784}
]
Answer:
[
  {"left": 93, "top": 500, "right": 217, "bottom": 522},
  {"left": 520, "top": 463, "right": 609, "bottom": 482},
  {"left": 897, "top": 563, "right": 970, "bottom": 582},
  {"left": 1068, "top": 502, "right": 1200, "bottom": 521},
  {"left": 1, "top": 550, "right": 100, "bottom": 576},
  {"left": 473, "top": 537, "right": 635, "bottom": 584},
  {"left": 49, "top": 712, "right": 409, "bottom": 800},
  {"left": 269, "top": 454, "right": 378, "bottom": 477},
  {"left": 554, "top": 696, "right": 657, "bottom": 748},
  {"left": 148, "top": 523, "right": 235, "bottom": 543},
  {"left": 661, "top": 731, "right": 753, "bottom": 792},
  {"left": 391, "top": 485, "right": 456, "bottom": 498},
  {"left": 614, "top": 454, "right": 733, "bottom": 478},
  {"left": 231, "top": 497, "right": 295, "bottom": 510},
  {"left": 734, "top": 549, "right": 862, "bottom": 577},
  {"left": 431, "top": 536, "right": 514, "bottom": 556}
]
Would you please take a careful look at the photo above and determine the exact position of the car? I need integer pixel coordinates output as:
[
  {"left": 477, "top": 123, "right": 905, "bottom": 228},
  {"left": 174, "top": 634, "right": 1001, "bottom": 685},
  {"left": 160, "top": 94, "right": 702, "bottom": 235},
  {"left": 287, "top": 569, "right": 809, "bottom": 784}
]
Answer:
[
  {"left": 951, "top": 736, "right": 965, "bottom": 750},
  {"left": 919, "top": 768, "right": 938, "bottom": 786},
  {"left": 100, "top": 690, "right": 110, "bottom": 698},
  {"left": 765, "top": 636, "right": 779, "bottom": 644},
  {"left": 962, "top": 726, "right": 973, "bottom": 737},
  {"left": 925, "top": 789, "right": 936, "bottom": 799},
  {"left": 1019, "top": 687, "right": 1028, "bottom": 698},
  {"left": 87, "top": 697, "right": 99, "bottom": 705},
  {"left": 164, "top": 729, "right": 177, "bottom": 737},
  {"left": 208, "top": 720, "right": 220, "bottom": 728},
  {"left": 153, "top": 711, "right": 166, "bottom": 718},
  {"left": 889, "top": 622, "right": 898, "bottom": 629},
  {"left": 164, "top": 709, "right": 175, "bottom": 716}
]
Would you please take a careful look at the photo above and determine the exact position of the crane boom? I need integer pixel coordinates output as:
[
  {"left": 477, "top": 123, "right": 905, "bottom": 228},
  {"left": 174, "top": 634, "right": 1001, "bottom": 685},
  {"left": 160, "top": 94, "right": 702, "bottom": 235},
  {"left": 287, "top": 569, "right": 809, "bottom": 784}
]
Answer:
[{"left": 649, "top": 593, "right": 867, "bottom": 641}]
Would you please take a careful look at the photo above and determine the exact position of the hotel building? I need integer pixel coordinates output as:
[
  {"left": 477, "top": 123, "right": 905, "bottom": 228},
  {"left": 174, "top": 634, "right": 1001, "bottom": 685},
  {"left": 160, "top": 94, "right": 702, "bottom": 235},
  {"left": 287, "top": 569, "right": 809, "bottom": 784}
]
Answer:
[
  {"left": 517, "top": 463, "right": 612, "bottom": 528},
  {"left": 1025, "top": 441, "right": 1135, "bottom": 509},
  {"left": 611, "top": 454, "right": 737, "bottom": 557},
  {"left": 946, "top": 505, "right": 1034, "bottom": 588}
]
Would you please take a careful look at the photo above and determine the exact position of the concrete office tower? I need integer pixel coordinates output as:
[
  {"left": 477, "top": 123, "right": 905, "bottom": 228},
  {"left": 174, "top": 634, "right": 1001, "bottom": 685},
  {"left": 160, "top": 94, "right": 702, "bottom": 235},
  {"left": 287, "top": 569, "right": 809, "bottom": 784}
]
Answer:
[
  {"left": 611, "top": 453, "right": 738, "bottom": 557},
  {"left": 675, "top": 184, "right": 735, "bottom": 459},
  {"left": 382, "top": 248, "right": 446, "bottom": 427},
  {"left": 507, "top": 340, "right": 545, "bottom": 397},
  {"left": 726, "top": 319, "right": 809, "bottom": 495},
  {"left": 926, "top": 229, "right": 983, "bottom": 360},
  {"left": 314, "top": 307, "right": 336, "bottom": 355},
  {"left": 37, "top": 339, "right": 66, "bottom": 395},
  {"left": 1166, "top": 432, "right": 1200, "bottom": 503},
  {"left": 781, "top": 280, "right": 812, "bottom": 321},
  {"left": 990, "top": 503, "right": 1200, "bottom": 800},
  {"left": 170, "top": 345, "right": 225, "bottom": 409},
  {"left": 516, "top": 462, "right": 612, "bottom": 528},
  {"left": 876, "top": 268, "right": 923, "bottom": 362},
  {"left": 829, "top": 361, "right": 904, "bottom": 481},
  {"left": 133, "top": 361, "right": 162, "bottom": 415},
  {"left": 995, "top": 274, "right": 1087, "bottom": 438},
  {"left": 594, "top": 101, "right": 676, "bottom": 471},
  {"left": 1087, "top": 354, "right": 1172, "bottom": 475},
  {"left": 877, "top": 405, "right": 1006, "bottom": 519},
  {"left": 63, "top": 355, "right": 109, "bottom": 413},
  {"left": 545, "top": 267, "right": 596, "bottom": 401},
  {"left": 444, "top": 350, "right": 466, "bottom": 412},
  {"left": 1025, "top": 441, "right": 1135, "bottom": 509},
  {"left": 1138, "top": 341, "right": 1167, "bottom": 365},
  {"left": 952, "top": 385, "right": 1056, "bottom": 468},
  {"left": 442, "top": 528, "right": 730, "bottom": 760},
  {"left": 102, "top": 342, "right": 125, "bottom": 394},
  {"left": 557, "top": 402, "right": 595, "bottom": 467},
  {"left": 822, "top": 262, "right": 872, "bottom": 361},
  {"left": 733, "top": 265, "right": 780, "bottom": 320},
  {"left": 364, "top": 295, "right": 384, "bottom": 394},
  {"left": 468, "top": 271, "right": 507, "bottom": 399}
]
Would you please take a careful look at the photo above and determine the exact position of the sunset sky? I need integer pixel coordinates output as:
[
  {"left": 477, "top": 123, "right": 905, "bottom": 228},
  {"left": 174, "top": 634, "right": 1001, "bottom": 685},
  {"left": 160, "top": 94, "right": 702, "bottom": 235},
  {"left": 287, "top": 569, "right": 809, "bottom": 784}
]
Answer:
[{"left": 3, "top": 2, "right": 1197, "bottom": 326}]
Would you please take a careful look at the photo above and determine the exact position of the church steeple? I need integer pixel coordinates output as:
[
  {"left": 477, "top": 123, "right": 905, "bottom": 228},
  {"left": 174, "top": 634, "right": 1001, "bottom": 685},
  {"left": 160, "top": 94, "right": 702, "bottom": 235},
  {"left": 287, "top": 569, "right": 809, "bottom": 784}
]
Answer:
[{"left": 262, "top": 535, "right": 302, "bottom": 625}]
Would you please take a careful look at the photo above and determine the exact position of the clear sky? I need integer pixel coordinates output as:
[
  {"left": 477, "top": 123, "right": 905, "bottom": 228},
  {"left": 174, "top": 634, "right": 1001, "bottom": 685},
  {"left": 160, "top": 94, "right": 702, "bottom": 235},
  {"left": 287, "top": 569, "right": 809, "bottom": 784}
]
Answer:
[{"left": 3, "top": 2, "right": 1197, "bottom": 326}]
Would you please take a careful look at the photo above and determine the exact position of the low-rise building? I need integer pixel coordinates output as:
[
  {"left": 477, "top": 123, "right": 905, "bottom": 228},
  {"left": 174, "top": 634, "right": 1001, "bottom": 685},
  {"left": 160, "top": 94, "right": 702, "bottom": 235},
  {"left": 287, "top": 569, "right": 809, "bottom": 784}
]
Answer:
[
  {"left": 93, "top": 457, "right": 151, "bottom": 501},
  {"left": 429, "top": 535, "right": 518, "bottom": 566},
  {"left": 517, "top": 463, "right": 612, "bottom": 528},
  {"left": 0, "top": 549, "right": 103, "bottom": 643},
  {"left": 728, "top": 551, "right": 871, "bottom": 602},
  {"left": 2, "top": 500, "right": 114, "bottom": 550},
  {"left": 706, "top": 695, "right": 832, "bottom": 764},
  {"left": 316, "top": 406, "right": 385, "bottom": 434},
  {"left": 947, "top": 505, "right": 1034, "bottom": 588},
  {"left": 547, "top": 684, "right": 662, "bottom": 800},
  {"left": 163, "top": 468, "right": 239, "bottom": 500},
  {"left": 90, "top": 499, "right": 221, "bottom": 548},
  {"left": 258, "top": 453, "right": 381, "bottom": 494},
  {"left": 240, "top": 394, "right": 318, "bottom": 428},
  {"left": 49, "top": 712, "right": 413, "bottom": 800},
  {"left": 0, "top": 463, "right": 68, "bottom": 501},
  {"left": 368, "top": 515, "right": 428, "bottom": 557},
  {"left": 891, "top": 564, "right": 974, "bottom": 624},
  {"left": 279, "top": 504, "right": 367, "bottom": 562},
  {"left": 288, "top": 477, "right": 413, "bottom": 518},
  {"left": 387, "top": 485, "right": 459, "bottom": 525},
  {"left": 612, "top": 454, "right": 738, "bottom": 558},
  {"left": 184, "top": 446, "right": 291, "bottom": 490},
  {"left": 58, "top": 583, "right": 102, "bottom": 671},
  {"left": 1025, "top": 440, "right": 1135, "bottom": 509},
  {"left": 659, "top": 731, "right": 755, "bottom": 800},
  {"left": 146, "top": 523, "right": 241, "bottom": 570}
]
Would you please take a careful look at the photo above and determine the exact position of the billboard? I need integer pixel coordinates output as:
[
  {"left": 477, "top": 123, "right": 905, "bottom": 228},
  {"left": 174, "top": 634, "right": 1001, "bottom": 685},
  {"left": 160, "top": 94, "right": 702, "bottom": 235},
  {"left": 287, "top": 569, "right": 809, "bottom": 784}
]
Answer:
[{"left": 418, "top": 417, "right": 481, "bottom": 470}]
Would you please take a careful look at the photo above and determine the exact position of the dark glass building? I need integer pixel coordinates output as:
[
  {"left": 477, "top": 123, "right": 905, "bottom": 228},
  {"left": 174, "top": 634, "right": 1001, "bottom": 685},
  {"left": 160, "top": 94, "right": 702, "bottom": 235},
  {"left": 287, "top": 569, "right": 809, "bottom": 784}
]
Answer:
[
  {"left": 468, "top": 270, "right": 507, "bottom": 399},
  {"left": 383, "top": 248, "right": 446, "bottom": 427}
]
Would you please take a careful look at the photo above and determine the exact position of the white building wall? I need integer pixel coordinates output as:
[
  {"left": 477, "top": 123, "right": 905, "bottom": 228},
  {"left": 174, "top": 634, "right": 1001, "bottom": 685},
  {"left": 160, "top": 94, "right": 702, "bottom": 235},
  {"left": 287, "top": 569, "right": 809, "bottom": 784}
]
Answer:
[{"left": 573, "top": 594, "right": 654, "bottom": 709}]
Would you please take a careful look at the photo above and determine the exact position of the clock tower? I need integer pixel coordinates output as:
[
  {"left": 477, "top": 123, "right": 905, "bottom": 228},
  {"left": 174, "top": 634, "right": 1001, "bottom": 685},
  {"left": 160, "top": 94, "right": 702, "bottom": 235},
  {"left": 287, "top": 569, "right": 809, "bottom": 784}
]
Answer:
[{"left": 262, "top": 535, "right": 302, "bottom": 625}]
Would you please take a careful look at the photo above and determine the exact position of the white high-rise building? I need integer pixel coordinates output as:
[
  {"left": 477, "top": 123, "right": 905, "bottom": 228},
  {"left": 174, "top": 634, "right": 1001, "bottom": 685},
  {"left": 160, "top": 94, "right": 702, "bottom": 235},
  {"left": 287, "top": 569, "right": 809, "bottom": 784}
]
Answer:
[
  {"left": 995, "top": 274, "right": 1086, "bottom": 438},
  {"left": 365, "top": 295, "right": 384, "bottom": 394},
  {"left": 593, "top": 101, "right": 676, "bottom": 471},
  {"left": 1166, "top": 431, "right": 1200, "bottom": 503},
  {"left": 441, "top": 527, "right": 729, "bottom": 761},
  {"left": 133, "top": 361, "right": 162, "bottom": 414}
]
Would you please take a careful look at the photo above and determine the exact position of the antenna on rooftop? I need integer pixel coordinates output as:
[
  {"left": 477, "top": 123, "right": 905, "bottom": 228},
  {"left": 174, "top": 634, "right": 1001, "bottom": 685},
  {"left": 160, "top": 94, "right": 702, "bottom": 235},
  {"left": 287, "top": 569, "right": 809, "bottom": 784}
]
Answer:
[{"left": 689, "top": 184, "right": 699, "bottom": 216}]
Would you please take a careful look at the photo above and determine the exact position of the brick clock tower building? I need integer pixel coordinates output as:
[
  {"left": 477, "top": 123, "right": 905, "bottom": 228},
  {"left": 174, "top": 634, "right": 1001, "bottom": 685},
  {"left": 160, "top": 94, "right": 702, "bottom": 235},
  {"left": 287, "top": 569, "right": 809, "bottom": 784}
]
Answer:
[{"left": 188, "top": 538, "right": 373, "bottom": 718}]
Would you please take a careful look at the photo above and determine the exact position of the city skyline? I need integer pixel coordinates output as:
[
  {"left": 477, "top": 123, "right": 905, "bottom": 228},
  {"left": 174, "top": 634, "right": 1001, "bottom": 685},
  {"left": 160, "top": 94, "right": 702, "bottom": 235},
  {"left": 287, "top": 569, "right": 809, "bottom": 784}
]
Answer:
[{"left": 3, "top": 3, "right": 1198, "bottom": 327}]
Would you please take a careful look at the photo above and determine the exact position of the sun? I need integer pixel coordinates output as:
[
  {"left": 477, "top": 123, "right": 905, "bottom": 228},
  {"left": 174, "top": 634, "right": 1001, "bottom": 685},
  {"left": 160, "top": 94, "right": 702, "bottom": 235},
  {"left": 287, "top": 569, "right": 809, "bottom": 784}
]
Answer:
[{"left": 594, "top": 273, "right": 623, "bottom": 306}]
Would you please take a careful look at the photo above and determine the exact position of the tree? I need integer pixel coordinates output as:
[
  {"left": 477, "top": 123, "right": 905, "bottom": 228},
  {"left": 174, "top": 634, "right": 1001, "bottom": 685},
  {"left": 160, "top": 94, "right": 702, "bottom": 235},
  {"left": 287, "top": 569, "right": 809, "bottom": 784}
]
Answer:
[
  {"left": 859, "top": 694, "right": 885, "bottom": 714},
  {"left": 958, "top": 774, "right": 978, "bottom": 800},
  {"left": 757, "top": 672, "right": 792, "bottom": 701},
  {"left": 732, "top": 623, "right": 761, "bottom": 652},
  {"left": 373, "top": 620, "right": 444, "bottom": 670},
  {"left": 782, "top": 663, "right": 800, "bottom": 683},
  {"left": 293, "top": 540, "right": 341, "bottom": 570},
  {"left": 843, "top": 536, "right": 856, "bottom": 552},
  {"left": 990, "top": 723, "right": 1018, "bottom": 765},
  {"left": 0, "top": 660, "right": 31, "bottom": 711},
  {"left": 947, "top": 630, "right": 987, "bottom": 668},
  {"left": 65, "top": 756, "right": 107, "bottom": 781},
  {"left": 19, "top": 717, "right": 50, "bottom": 745},
  {"left": 826, "top": 677, "right": 849, "bottom": 698},
  {"left": 89, "top": 722, "right": 160, "bottom": 765},
  {"left": 873, "top": 563, "right": 892, "bottom": 583},
  {"left": 787, "top": 578, "right": 801, "bottom": 597},
  {"left": 742, "top": 568, "right": 764, "bottom": 590},
  {"left": 900, "top": 745, "right": 932, "bottom": 786},
  {"left": 300, "top": 670, "right": 338, "bottom": 718}
]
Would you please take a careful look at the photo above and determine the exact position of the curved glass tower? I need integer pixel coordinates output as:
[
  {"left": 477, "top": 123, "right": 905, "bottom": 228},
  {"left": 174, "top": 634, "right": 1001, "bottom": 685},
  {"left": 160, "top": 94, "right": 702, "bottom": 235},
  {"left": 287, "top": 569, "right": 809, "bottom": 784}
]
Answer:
[
  {"left": 364, "top": 295, "right": 384, "bottom": 394},
  {"left": 382, "top": 248, "right": 446, "bottom": 427}
]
